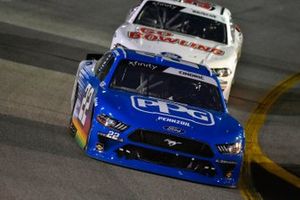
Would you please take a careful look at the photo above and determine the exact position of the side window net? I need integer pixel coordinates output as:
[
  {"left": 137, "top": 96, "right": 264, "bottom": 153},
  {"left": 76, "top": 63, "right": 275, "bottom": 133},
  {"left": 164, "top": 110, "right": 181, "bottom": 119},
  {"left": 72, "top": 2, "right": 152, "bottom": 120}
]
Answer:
[{"left": 95, "top": 53, "right": 114, "bottom": 81}]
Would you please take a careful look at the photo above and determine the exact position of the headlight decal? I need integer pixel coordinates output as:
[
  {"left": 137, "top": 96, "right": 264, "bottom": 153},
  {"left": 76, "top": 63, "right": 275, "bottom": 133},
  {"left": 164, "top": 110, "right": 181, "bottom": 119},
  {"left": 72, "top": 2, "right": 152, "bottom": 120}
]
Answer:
[
  {"left": 212, "top": 68, "right": 232, "bottom": 77},
  {"left": 96, "top": 114, "right": 129, "bottom": 131},
  {"left": 216, "top": 141, "right": 242, "bottom": 154}
]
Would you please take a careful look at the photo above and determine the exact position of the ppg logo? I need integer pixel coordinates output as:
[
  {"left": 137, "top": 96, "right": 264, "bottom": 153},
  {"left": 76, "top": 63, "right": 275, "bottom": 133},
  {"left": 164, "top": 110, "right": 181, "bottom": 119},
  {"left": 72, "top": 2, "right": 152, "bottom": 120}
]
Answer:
[{"left": 131, "top": 96, "right": 215, "bottom": 126}]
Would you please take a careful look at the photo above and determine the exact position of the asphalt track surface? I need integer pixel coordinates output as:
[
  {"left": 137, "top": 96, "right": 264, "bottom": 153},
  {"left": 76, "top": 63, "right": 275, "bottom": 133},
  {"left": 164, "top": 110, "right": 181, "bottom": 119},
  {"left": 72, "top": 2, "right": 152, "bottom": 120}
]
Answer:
[{"left": 0, "top": 0, "right": 299, "bottom": 200}]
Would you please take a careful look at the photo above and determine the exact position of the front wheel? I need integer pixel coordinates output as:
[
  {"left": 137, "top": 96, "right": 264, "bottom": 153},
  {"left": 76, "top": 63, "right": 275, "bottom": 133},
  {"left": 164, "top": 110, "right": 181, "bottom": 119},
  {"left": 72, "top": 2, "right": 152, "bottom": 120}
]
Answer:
[{"left": 68, "top": 118, "right": 76, "bottom": 137}]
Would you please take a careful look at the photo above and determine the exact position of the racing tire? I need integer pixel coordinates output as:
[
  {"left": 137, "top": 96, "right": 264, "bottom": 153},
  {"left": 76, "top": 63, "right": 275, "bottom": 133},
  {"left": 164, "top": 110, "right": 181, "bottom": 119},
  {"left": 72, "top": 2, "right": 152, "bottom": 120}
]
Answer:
[{"left": 68, "top": 118, "right": 76, "bottom": 138}]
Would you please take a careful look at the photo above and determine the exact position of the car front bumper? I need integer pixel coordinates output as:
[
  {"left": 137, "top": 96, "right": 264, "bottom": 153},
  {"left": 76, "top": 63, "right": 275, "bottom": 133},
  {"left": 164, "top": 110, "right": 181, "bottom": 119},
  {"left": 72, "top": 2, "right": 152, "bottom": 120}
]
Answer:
[{"left": 85, "top": 131, "right": 243, "bottom": 188}]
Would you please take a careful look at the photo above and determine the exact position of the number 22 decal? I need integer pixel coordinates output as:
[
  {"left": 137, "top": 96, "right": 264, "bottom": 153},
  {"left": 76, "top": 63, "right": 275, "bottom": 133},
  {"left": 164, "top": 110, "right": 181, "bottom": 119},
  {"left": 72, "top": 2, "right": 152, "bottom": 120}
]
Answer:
[
  {"left": 107, "top": 131, "right": 120, "bottom": 140},
  {"left": 78, "top": 84, "right": 94, "bottom": 126}
]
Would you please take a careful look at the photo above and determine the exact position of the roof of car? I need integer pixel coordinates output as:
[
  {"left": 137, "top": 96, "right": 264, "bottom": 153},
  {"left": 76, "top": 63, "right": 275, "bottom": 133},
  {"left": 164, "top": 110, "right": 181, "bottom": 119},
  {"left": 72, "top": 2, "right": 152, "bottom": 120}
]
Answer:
[
  {"left": 112, "top": 47, "right": 215, "bottom": 78},
  {"left": 141, "top": 0, "right": 231, "bottom": 23}
]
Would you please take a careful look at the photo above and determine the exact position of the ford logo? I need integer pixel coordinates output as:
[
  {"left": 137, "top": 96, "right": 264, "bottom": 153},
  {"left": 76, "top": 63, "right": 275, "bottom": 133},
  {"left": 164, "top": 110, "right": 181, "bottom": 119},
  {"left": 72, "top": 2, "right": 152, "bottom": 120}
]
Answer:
[
  {"left": 161, "top": 52, "right": 182, "bottom": 61},
  {"left": 164, "top": 139, "right": 182, "bottom": 147},
  {"left": 163, "top": 126, "right": 185, "bottom": 134}
]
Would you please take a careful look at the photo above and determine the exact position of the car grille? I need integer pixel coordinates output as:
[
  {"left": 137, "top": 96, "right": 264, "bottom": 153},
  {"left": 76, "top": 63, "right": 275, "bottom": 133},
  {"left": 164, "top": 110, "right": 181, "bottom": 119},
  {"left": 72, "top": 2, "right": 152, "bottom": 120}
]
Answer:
[
  {"left": 117, "top": 145, "right": 216, "bottom": 177},
  {"left": 128, "top": 130, "right": 214, "bottom": 158}
]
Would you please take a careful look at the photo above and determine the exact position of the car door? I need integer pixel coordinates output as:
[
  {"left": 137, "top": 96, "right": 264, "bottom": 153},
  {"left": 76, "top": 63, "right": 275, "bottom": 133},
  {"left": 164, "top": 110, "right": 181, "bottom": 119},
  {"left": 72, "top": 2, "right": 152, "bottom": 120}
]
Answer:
[{"left": 71, "top": 52, "right": 115, "bottom": 148}]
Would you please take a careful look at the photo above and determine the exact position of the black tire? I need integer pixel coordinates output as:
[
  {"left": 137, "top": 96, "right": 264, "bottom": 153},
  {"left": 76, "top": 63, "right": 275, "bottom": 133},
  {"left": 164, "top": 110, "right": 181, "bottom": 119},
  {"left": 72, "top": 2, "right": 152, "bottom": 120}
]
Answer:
[{"left": 68, "top": 118, "right": 76, "bottom": 138}]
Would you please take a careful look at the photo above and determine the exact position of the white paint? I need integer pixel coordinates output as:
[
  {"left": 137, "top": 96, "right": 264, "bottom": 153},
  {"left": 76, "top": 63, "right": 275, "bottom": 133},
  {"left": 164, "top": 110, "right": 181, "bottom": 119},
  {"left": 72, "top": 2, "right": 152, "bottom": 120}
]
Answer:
[
  {"left": 131, "top": 96, "right": 215, "bottom": 126},
  {"left": 111, "top": 0, "right": 244, "bottom": 100}
]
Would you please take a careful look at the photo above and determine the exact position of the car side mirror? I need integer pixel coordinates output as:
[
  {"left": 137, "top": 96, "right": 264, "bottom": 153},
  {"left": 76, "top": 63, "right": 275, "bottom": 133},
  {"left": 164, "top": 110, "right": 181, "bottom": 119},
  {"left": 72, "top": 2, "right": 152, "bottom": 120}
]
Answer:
[
  {"left": 86, "top": 54, "right": 103, "bottom": 61},
  {"left": 235, "top": 24, "right": 241, "bottom": 33}
]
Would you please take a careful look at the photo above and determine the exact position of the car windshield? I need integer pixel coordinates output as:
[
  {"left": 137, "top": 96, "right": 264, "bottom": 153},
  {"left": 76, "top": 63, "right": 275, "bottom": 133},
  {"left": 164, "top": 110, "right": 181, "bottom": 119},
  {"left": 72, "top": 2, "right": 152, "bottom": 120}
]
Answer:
[
  {"left": 134, "top": 1, "right": 227, "bottom": 44},
  {"left": 110, "top": 59, "right": 224, "bottom": 112}
]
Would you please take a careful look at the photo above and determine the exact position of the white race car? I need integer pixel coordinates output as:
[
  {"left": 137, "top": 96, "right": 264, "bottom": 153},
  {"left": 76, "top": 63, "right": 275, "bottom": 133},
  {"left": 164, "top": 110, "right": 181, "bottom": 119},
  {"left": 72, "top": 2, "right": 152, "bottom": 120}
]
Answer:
[{"left": 111, "top": 0, "right": 243, "bottom": 101}]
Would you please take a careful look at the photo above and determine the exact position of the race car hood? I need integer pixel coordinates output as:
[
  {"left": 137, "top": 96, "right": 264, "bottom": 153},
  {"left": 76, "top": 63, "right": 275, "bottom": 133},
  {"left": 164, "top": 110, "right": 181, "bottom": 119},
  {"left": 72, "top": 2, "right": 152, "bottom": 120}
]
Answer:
[
  {"left": 96, "top": 88, "right": 243, "bottom": 143},
  {"left": 113, "top": 24, "right": 237, "bottom": 69}
]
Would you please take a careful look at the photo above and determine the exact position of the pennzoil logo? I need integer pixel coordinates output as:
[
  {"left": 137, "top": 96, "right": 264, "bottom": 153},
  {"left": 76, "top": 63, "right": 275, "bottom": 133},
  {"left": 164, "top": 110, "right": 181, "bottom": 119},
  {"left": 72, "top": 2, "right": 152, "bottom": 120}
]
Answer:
[{"left": 128, "top": 27, "right": 224, "bottom": 56}]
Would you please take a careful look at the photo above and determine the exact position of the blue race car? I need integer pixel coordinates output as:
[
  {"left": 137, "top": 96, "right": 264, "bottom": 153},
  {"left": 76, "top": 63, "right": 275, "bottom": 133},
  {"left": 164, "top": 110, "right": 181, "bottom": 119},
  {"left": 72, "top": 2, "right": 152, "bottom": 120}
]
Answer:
[{"left": 69, "top": 48, "right": 245, "bottom": 187}]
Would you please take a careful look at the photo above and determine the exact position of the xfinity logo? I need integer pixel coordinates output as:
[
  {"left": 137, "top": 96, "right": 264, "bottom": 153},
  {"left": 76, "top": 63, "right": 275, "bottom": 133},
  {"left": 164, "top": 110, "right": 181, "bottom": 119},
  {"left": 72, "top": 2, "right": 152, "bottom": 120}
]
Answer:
[
  {"left": 152, "top": 2, "right": 178, "bottom": 10},
  {"left": 164, "top": 139, "right": 182, "bottom": 147},
  {"left": 128, "top": 61, "right": 158, "bottom": 70},
  {"left": 131, "top": 96, "right": 215, "bottom": 126}
]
